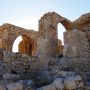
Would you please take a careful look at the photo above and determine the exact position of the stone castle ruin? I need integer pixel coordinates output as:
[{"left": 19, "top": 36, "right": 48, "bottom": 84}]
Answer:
[{"left": 0, "top": 12, "right": 90, "bottom": 90}]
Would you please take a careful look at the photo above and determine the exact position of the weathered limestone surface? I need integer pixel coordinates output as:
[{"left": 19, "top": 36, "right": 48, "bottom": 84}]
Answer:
[
  {"left": 0, "top": 12, "right": 89, "bottom": 58},
  {"left": 0, "top": 12, "right": 90, "bottom": 89},
  {"left": 39, "top": 12, "right": 72, "bottom": 56},
  {"left": 63, "top": 29, "right": 90, "bottom": 81},
  {"left": 19, "top": 34, "right": 35, "bottom": 56},
  {"left": 0, "top": 23, "right": 38, "bottom": 53},
  {"left": 63, "top": 29, "right": 89, "bottom": 57},
  {"left": 57, "top": 39, "right": 63, "bottom": 55},
  {"left": 73, "top": 13, "right": 90, "bottom": 30},
  {"left": 0, "top": 50, "right": 50, "bottom": 77},
  {"left": 73, "top": 13, "right": 90, "bottom": 47}
]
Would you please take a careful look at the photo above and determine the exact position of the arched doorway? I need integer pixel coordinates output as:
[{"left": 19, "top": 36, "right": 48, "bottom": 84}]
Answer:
[
  {"left": 57, "top": 23, "right": 66, "bottom": 56},
  {"left": 19, "top": 34, "right": 34, "bottom": 56},
  {"left": 39, "top": 12, "right": 72, "bottom": 56},
  {"left": 12, "top": 34, "right": 36, "bottom": 56},
  {"left": 12, "top": 36, "right": 22, "bottom": 52},
  {"left": 58, "top": 23, "right": 66, "bottom": 45}
]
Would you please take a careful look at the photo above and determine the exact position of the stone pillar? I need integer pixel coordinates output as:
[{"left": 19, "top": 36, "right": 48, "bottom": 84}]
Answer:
[{"left": 39, "top": 19, "right": 58, "bottom": 57}]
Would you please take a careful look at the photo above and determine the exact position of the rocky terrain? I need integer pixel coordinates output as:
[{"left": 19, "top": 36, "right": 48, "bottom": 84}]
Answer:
[{"left": 0, "top": 50, "right": 85, "bottom": 90}]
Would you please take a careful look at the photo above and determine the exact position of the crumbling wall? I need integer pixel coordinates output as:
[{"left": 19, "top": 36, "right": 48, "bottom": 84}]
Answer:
[
  {"left": 39, "top": 12, "right": 72, "bottom": 56},
  {"left": 63, "top": 13, "right": 90, "bottom": 81},
  {"left": 0, "top": 24, "right": 38, "bottom": 56},
  {"left": 73, "top": 13, "right": 90, "bottom": 47},
  {"left": 63, "top": 29, "right": 90, "bottom": 81},
  {"left": 0, "top": 12, "right": 80, "bottom": 58},
  {"left": 0, "top": 50, "right": 48, "bottom": 78},
  {"left": 0, "top": 12, "right": 90, "bottom": 81}
]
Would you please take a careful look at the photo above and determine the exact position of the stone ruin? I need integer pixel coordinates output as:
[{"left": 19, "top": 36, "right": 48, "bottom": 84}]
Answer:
[{"left": 0, "top": 12, "right": 90, "bottom": 90}]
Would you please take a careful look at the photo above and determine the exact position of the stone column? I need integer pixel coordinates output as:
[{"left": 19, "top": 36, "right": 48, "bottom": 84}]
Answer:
[{"left": 39, "top": 19, "right": 58, "bottom": 57}]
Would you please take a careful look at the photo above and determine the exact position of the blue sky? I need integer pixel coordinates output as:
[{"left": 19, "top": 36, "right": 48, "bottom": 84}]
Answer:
[
  {"left": 0, "top": 0, "right": 90, "bottom": 52},
  {"left": 0, "top": 0, "right": 90, "bottom": 30}
]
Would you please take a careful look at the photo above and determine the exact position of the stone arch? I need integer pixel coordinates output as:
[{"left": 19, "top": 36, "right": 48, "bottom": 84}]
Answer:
[
  {"left": 39, "top": 12, "right": 72, "bottom": 36},
  {"left": 39, "top": 12, "right": 72, "bottom": 56},
  {"left": 12, "top": 34, "right": 37, "bottom": 56},
  {"left": 0, "top": 24, "right": 37, "bottom": 56},
  {"left": 18, "top": 34, "right": 36, "bottom": 56}
]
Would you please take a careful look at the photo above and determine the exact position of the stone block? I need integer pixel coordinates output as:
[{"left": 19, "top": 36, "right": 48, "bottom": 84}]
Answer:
[
  {"left": 6, "top": 83, "right": 23, "bottom": 90},
  {"left": 52, "top": 78, "right": 64, "bottom": 90},
  {"left": 0, "top": 85, "right": 6, "bottom": 90},
  {"left": 37, "top": 84, "right": 56, "bottom": 90},
  {"left": 64, "top": 77, "right": 77, "bottom": 90}
]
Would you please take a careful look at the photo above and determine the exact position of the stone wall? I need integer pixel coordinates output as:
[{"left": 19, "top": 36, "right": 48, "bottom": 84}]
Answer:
[
  {"left": 0, "top": 12, "right": 90, "bottom": 58},
  {"left": 63, "top": 29, "right": 90, "bottom": 81},
  {"left": 0, "top": 50, "right": 49, "bottom": 79},
  {"left": 39, "top": 12, "right": 72, "bottom": 56},
  {"left": 73, "top": 13, "right": 90, "bottom": 47},
  {"left": 82, "top": 24, "right": 90, "bottom": 47},
  {"left": 0, "top": 12, "right": 90, "bottom": 82},
  {"left": 0, "top": 23, "right": 38, "bottom": 53},
  {"left": 0, "top": 22, "right": 64, "bottom": 57}
]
